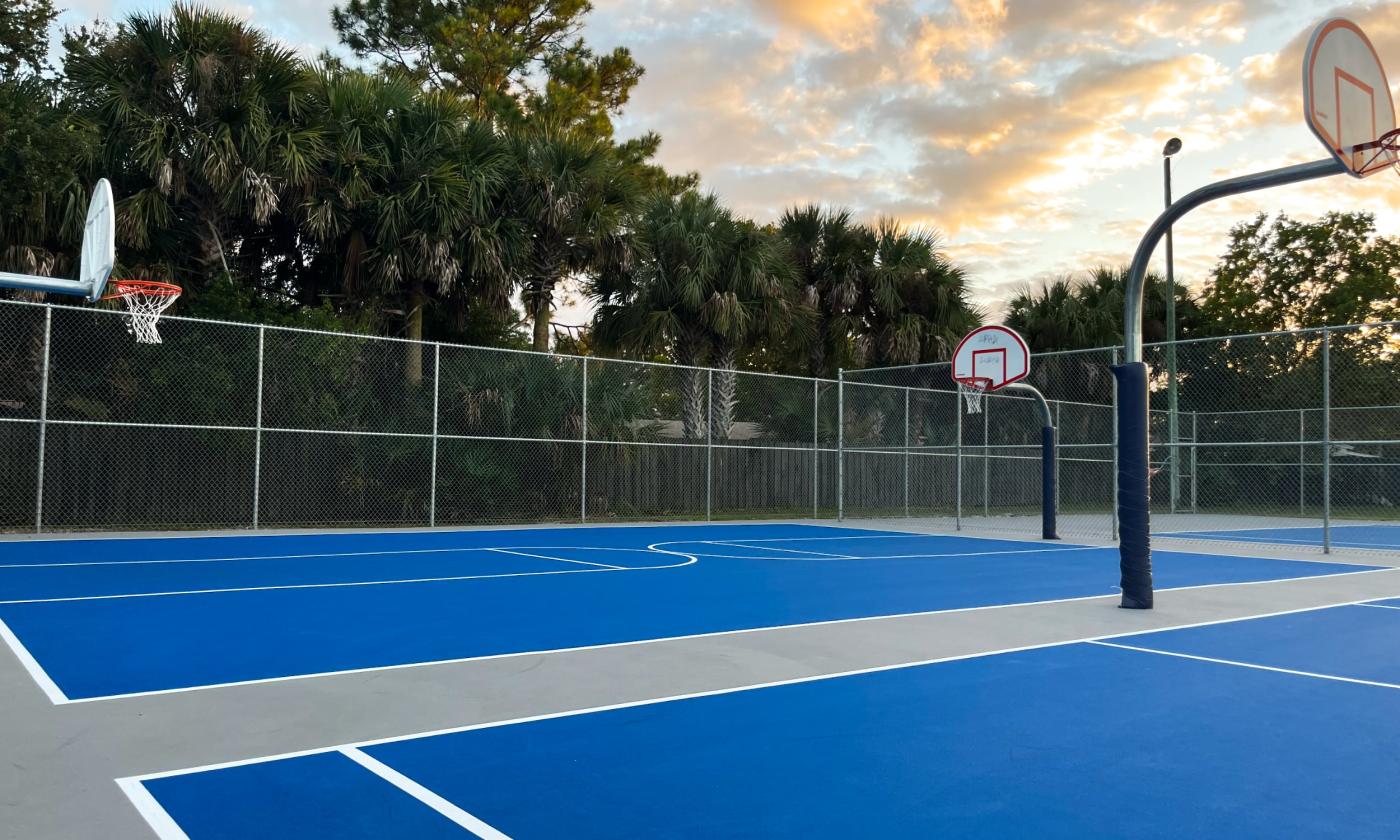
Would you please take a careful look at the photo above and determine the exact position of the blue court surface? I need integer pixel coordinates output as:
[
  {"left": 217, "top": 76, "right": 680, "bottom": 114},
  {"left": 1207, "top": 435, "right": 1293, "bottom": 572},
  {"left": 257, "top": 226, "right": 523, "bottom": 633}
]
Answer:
[
  {"left": 125, "top": 600, "right": 1400, "bottom": 839},
  {"left": 0, "top": 523, "right": 1382, "bottom": 702},
  {"left": 1161, "top": 523, "right": 1400, "bottom": 551}
]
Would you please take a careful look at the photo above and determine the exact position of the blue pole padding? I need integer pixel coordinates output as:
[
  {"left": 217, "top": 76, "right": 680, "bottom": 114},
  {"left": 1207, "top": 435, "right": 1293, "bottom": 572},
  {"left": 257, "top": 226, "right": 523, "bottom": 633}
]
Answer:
[
  {"left": 1041, "top": 424, "right": 1058, "bottom": 540},
  {"left": 1113, "top": 361, "right": 1153, "bottom": 608}
]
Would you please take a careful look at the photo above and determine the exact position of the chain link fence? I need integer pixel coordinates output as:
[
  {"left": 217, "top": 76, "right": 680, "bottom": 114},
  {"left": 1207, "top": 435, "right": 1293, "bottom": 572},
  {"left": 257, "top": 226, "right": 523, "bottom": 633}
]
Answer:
[{"left": 1, "top": 298, "right": 1396, "bottom": 550}]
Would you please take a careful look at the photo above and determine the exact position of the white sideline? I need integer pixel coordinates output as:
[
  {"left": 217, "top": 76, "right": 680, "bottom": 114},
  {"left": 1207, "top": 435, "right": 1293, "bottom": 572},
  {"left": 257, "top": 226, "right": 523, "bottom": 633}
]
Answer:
[
  {"left": 1356, "top": 602, "right": 1400, "bottom": 611},
  {"left": 0, "top": 544, "right": 669, "bottom": 570},
  {"left": 117, "top": 594, "right": 1385, "bottom": 785},
  {"left": 53, "top": 567, "right": 1393, "bottom": 705},
  {"left": 0, "top": 553, "right": 699, "bottom": 605},
  {"left": 342, "top": 748, "right": 511, "bottom": 839},
  {"left": 1088, "top": 640, "right": 1400, "bottom": 691},
  {"left": 115, "top": 779, "right": 190, "bottom": 840},
  {"left": 0, "top": 617, "right": 68, "bottom": 703}
]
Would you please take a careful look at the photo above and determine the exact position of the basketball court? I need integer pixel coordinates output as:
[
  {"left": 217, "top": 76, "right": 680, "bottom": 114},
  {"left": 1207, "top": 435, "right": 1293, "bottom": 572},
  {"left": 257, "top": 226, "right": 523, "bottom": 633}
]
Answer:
[{"left": 1, "top": 12, "right": 1398, "bottom": 840}]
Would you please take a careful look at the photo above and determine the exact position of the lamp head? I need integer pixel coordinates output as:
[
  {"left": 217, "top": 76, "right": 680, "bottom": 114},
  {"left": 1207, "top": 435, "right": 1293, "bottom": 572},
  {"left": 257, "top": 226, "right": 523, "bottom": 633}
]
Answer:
[{"left": 1163, "top": 137, "right": 1183, "bottom": 157}]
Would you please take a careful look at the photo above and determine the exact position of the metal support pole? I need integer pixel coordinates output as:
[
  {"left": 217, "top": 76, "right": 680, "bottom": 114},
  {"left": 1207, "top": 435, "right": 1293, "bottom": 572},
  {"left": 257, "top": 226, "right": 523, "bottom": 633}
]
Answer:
[
  {"left": 1002, "top": 382, "right": 1056, "bottom": 540},
  {"left": 837, "top": 369, "right": 844, "bottom": 522},
  {"left": 982, "top": 395, "right": 990, "bottom": 518},
  {"left": 706, "top": 368, "right": 713, "bottom": 522},
  {"left": 252, "top": 326, "right": 265, "bottom": 529},
  {"left": 903, "top": 387, "right": 910, "bottom": 518},
  {"left": 429, "top": 343, "right": 440, "bottom": 528},
  {"left": 34, "top": 306, "right": 52, "bottom": 533},
  {"left": 1117, "top": 157, "right": 1346, "bottom": 608},
  {"left": 1054, "top": 400, "right": 1061, "bottom": 517},
  {"left": 1164, "top": 156, "right": 1180, "bottom": 516},
  {"left": 955, "top": 392, "right": 963, "bottom": 530},
  {"left": 1111, "top": 347, "right": 1120, "bottom": 542},
  {"left": 581, "top": 357, "right": 588, "bottom": 523},
  {"left": 1322, "top": 330, "right": 1331, "bottom": 553},
  {"left": 812, "top": 378, "right": 819, "bottom": 519}
]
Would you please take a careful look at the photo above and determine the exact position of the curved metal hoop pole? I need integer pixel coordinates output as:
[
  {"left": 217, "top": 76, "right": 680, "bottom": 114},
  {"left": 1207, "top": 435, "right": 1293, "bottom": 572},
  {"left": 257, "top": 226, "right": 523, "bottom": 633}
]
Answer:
[
  {"left": 1001, "top": 382, "right": 1057, "bottom": 540},
  {"left": 1116, "top": 156, "right": 1348, "bottom": 609}
]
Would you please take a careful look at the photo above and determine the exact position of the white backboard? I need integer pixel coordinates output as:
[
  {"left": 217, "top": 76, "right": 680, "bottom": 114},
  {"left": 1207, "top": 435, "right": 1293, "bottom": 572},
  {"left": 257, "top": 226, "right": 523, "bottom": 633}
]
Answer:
[
  {"left": 1304, "top": 18, "right": 1397, "bottom": 178},
  {"left": 952, "top": 326, "right": 1029, "bottom": 391}
]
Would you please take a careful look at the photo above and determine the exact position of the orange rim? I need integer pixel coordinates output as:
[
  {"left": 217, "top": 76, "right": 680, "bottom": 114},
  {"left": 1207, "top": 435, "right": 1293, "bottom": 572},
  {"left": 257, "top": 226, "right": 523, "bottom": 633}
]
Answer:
[{"left": 103, "top": 279, "right": 182, "bottom": 300}]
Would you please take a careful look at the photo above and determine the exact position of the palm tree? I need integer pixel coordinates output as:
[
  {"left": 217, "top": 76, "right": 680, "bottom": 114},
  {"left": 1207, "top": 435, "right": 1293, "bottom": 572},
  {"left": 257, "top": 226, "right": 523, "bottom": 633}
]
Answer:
[
  {"left": 507, "top": 126, "right": 639, "bottom": 351},
  {"left": 777, "top": 205, "right": 872, "bottom": 377},
  {"left": 301, "top": 69, "right": 512, "bottom": 383},
  {"left": 860, "top": 218, "right": 980, "bottom": 368},
  {"left": 63, "top": 5, "right": 322, "bottom": 290},
  {"left": 591, "top": 192, "right": 802, "bottom": 439}
]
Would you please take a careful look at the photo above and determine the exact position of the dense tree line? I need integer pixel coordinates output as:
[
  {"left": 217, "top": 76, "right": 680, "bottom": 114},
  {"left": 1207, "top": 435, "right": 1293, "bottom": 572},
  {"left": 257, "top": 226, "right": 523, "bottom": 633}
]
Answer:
[{"left": 0, "top": 0, "right": 978, "bottom": 379}]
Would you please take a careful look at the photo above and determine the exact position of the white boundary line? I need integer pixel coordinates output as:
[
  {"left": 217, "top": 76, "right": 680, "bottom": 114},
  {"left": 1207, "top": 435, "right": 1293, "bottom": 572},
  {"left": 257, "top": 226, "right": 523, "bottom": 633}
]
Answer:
[
  {"left": 115, "top": 778, "right": 190, "bottom": 840},
  {"left": 117, "top": 594, "right": 1388, "bottom": 787},
  {"left": 0, "top": 617, "right": 69, "bottom": 703},
  {"left": 1088, "top": 641, "right": 1400, "bottom": 691},
  {"left": 702, "top": 540, "right": 857, "bottom": 559},
  {"left": 1356, "top": 602, "right": 1400, "bottom": 611},
  {"left": 0, "top": 520, "right": 871, "bottom": 546},
  {"left": 342, "top": 748, "right": 511, "bottom": 839},
  {"left": 1160, "top": 532, "right": 1400, "bottom": 551},
  {"left": 46, "top": 566, "right": 1397, "bottom": 705},
  {"left": 484, "top": 548, "right": 623, "bottom": 570},
  {"left": 0, "top": 544, "right": 671, "bottom": 570},
  {"left": 0, "top": 552, "right": 699, "bottom": 605}
]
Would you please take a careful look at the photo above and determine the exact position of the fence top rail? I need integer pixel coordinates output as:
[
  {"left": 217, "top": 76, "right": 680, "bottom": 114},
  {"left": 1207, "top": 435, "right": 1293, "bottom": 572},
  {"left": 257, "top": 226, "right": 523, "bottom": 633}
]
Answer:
[
  {"left": 0, "top": 297, "right": 835, "bottom": 386},
  {"left": 3, "top": 298, "right": 1393, "bottom": 390}
]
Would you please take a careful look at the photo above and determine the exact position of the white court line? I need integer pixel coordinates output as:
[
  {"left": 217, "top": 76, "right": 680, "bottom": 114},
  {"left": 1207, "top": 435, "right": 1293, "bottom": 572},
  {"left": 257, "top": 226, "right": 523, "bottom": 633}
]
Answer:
[
  {"left": 1356, "top": 602, "right": 1400, "bottom": 611},
  {"left": 1159, "top": 532, "right": 1400, "bottom": 551},
  {"left": 0, "top": 617, "right": 69, "bottom": 703},
  {"left": 51, "top": 565, "right": 1396, "bottom": 705},
  {"left": 702, "top": 540, "right": 857, "bottom": 559},
  {"left": 670, "top": 545, "right": 1109, "bottom": 561},
  {"left": 115, "top": 778, "right": 190, "bottom": 840},
  {"left": 118, "top": 594, "right": 1388, "bottom": 785},
  {"left": 485, "top": 548, "right": 624, "bottom": 570},
  {"left": 0, "top": 544, "right": 666, "bottom": 570},
  {"left": 342, "top": 748, "right": 511, "bottom": 839},
  {"left": 1088, "top": 641, "right": 1400, "bottom": 691}
]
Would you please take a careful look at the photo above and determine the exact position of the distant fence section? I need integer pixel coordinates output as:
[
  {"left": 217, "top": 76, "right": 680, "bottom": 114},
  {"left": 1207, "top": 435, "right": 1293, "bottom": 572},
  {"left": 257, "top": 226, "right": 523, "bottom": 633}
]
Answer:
[{"left": 1, "top": 299, "right": 1396, "bottom": 547}]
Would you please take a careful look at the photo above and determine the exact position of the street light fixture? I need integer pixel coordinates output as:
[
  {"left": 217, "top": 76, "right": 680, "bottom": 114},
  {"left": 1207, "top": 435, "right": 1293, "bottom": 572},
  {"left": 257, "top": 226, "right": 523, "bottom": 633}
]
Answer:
[{"left": 1163, "top": 137, "right": 1182, "bottom": 513}]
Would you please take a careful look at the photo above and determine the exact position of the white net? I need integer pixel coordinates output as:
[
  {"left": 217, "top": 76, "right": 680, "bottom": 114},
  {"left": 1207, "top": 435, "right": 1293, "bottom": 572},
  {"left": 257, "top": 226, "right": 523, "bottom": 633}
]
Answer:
[
  {"left": 110, "top": 281, "right": 181, "bottom": 344},
  {"left": 958, "top": 381, "right": 986, "bottom": 414}
]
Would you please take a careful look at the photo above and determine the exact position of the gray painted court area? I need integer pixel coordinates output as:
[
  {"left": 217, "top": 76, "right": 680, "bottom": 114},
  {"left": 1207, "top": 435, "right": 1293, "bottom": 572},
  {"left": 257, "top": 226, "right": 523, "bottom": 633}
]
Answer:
[{"left": 1, "top": 522, "right": 1396, "bottom": 840}]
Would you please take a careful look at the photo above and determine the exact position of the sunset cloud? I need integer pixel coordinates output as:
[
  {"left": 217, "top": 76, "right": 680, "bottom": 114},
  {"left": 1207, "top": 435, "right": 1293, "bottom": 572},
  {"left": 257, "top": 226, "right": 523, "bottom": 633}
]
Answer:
[{"left": 69, "top": 0, "right": 1400, "bottom": 316}]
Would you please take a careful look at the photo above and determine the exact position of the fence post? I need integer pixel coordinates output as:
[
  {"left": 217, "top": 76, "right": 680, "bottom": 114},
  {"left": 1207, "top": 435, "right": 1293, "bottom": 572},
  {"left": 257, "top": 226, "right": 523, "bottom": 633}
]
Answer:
[
  {"left": 1298, "top": 407, "right": 1306, "bottom": 516},
  {"left": 1322, "top": 329, "right": 1331, "bottom": 553},
  {"left": 706, "top": 368, "right": 713, "bottom": 522},
  {"left": 581, "top": 356, "right": 588, "bottom": 523},
  {"left": 812, "top": 378, "right": 819, "bottom": 519},
  {"left": 1110, "top": 346, "right": 1120, "bottom": 541},
  {"left": 1190, "top": 411, "right": 1198, "bottom": 513},
  {"left": 252, "top": 326, "right": 265, "bottom": 529},
  {"left": 429, "top": 342, "right": 440, "bottom": 528},
  {"left": 903, "top": 387, "right": 910, "bottom": 518},
  {"left": 837, "top": 369, "right": 844, "bottom": 522},
  {"left": 955, "top": 390, "right": 963, "bottom": 531},
  {"left": 33, "top": 306, "right": 52, "bottom": 533}
]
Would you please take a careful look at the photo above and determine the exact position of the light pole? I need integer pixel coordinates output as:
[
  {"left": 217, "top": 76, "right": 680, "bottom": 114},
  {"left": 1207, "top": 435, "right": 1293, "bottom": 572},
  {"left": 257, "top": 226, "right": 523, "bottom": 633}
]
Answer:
[{"left": 1163, "top": 137, "right": 1182, "bottom": 514}]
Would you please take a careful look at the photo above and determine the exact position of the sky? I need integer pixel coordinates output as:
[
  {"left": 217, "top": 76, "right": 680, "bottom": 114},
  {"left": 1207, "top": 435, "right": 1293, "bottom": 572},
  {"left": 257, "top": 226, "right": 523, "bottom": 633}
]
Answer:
[{"left": 55, "top": 0, "right": 1400, "bottom": 323}]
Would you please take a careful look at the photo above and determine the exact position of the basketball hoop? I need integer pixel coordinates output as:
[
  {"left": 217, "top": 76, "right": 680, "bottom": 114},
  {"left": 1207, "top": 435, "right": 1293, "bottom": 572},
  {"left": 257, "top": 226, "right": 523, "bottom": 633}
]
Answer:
[
  {"left": 104, "top": 279, "right": 182, "bottom": 344},
  {"left": 1352, "top": 127, "right": 1400, "bottom": 175},
  {"left": 958, "top": 378, "right": 989, "bottom": 414}
]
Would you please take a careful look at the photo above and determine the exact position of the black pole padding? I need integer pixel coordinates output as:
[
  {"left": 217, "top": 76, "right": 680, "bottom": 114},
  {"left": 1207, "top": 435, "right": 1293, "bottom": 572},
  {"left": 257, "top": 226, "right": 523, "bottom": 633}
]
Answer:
[
  {"left": 1113, "top": 362, "right": 1153, "bottom": 609},
  {"left": 1042, "top": 424, "right": 1058, "bottom": 540}
]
